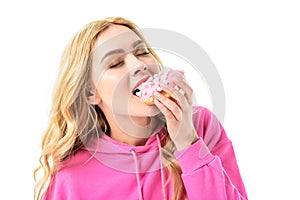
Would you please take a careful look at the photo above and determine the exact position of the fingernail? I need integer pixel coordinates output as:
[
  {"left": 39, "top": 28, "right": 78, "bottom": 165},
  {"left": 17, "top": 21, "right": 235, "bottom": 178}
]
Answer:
[
  {"left": 154, "top": 91, "right": 160, "bottom": 97},
  {"left": 154, "top": 99, "right": 161, "bottom": 107},
  {"left": 179, "top": 89, "right": 185, "bottom": 95}
]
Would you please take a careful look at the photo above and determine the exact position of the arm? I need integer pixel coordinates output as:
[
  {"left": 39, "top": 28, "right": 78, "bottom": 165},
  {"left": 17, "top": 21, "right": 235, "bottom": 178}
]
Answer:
[
  {"left": 174, "top": 107, "right": 248, "bottom": 200},
  {"left": 153, "top": 77, "right": 247, "bottom": 199}
]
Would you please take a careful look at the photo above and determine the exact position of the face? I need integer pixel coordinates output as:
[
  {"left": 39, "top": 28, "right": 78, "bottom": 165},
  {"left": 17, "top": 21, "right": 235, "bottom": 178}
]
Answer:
[{"left": 91, "top": 24, "right": 161, "bottom": 119}]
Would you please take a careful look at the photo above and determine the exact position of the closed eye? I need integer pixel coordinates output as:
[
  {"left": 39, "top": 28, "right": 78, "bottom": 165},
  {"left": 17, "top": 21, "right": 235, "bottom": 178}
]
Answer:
[
  {"left": 135, "top": 49, "right": 150, "bottom": 57},
  {"left": 109, "top": 61, "right": 124, "bottom": 68},
  {"left": 137, "top": 51, "right": 150, "bottom": 56}
]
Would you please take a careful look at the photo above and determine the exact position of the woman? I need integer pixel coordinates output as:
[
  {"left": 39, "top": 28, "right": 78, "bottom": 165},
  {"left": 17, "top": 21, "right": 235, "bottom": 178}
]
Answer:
[{"left": 34, "top": 17, "right": 248, "bottom": 200}]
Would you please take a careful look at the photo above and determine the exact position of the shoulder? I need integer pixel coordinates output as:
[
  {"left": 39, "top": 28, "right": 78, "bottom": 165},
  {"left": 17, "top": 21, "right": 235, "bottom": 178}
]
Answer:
[
  {"left": 54, "top": 150, "right": 94, "bottom": 181},
  {"left": 192, "top": 106, "right": 219, "bottom": 120},
  {"left": 44, "top": 150, "right": 95, "bottom": 198},
  {"left": 191, "top": 106, "right": 220, "bottom": 133},
  {"left": 192, "top": 106, "right": 231, "bottom": 150},
  {"left": 60, "top": 149, "right": 92, "bottom": 167}
]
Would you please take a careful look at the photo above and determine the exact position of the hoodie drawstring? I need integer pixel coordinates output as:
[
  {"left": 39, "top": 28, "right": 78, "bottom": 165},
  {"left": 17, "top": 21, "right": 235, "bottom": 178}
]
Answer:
[
  {"left": 130, "top": 134, "right": 167, "bottom": 200},
  {"left": 156, "top": 134, "right": 167, "bottom": 200},
  {"left": 130, "top": 148, "right": 143, "bottom": 200}
]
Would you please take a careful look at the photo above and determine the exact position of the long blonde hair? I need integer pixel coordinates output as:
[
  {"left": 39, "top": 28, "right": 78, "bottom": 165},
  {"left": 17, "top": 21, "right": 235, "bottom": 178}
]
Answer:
[{"left": 34, "top": 17, "right": 186, "bottom": 200}]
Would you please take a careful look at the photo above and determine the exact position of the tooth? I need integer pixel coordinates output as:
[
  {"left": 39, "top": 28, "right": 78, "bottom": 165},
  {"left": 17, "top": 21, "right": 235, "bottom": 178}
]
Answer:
[{"left": 136, "top": 91, "right": 141, "bottom": 97}]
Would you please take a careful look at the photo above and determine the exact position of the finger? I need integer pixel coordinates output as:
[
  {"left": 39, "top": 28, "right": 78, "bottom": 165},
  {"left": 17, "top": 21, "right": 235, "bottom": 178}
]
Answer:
[
  {"left": 154, "top": 98, "right": 179, "bottom": 121},
  {"left": 154, "top": 91, "right": 182, "bottom": 121},
  {"left": 159, "top": 84, "right": 188, "bottom": 112},
  {"left": 153, "top": 98, "right": 166, "bottom": 115},
  {"left": 172, "top": 79, "right": 193, "bottom": 105}
]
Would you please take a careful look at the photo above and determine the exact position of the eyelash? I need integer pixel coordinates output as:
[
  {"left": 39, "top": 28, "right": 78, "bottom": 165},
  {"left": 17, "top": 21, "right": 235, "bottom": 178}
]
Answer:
[
  {"left": 136, "top": 50, "right": 150, "bottom": 56},
  {"left": 109, "top": 50, "right": 151, "bottom": 69},
  {"left": 109, "top": 61, "right": 123, "bottom": 68}
]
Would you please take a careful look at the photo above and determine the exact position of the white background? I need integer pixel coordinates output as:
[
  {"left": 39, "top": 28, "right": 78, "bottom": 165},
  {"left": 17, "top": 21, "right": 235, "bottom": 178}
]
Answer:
[{"left": 1, "top": 0, "right": 299, "bottom": 199}]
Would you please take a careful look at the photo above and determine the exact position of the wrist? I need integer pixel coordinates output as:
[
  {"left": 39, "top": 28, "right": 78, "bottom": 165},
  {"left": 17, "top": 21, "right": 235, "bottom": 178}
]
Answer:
[{"left": 174, "top": 130, "right": 199, "bottom": 151}]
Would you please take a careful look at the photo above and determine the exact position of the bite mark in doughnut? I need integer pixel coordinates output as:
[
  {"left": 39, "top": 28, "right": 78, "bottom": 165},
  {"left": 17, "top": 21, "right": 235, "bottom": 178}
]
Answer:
[{"left": 133, "top": 68, "right": 185, "bottom": 105}]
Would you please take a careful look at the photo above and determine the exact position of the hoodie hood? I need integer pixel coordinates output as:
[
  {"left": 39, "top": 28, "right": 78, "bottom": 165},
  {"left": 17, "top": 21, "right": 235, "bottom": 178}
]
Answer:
[
  {"left": 83, "top": 125, "right": 168, "bottom": 200},
  {"left": 83, "top": 125, "right": 168, "bottom": 174}
]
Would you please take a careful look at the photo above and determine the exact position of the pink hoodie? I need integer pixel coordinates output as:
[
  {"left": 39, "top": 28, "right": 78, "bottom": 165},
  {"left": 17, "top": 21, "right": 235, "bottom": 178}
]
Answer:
[{"left": 43, "top": 106, "right": 248, "bottom": 200}]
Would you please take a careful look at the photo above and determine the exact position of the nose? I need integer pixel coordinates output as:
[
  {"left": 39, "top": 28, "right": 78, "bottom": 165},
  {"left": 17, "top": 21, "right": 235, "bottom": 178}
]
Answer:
[{"left": 126, "top": 54, "right": 147, "bottom": 76}]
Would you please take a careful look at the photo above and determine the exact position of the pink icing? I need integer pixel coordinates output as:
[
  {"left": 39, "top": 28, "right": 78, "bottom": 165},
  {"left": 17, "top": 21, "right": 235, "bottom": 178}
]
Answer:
[{"left": 135, "top": 68, "right": 185, "bottom": 102}]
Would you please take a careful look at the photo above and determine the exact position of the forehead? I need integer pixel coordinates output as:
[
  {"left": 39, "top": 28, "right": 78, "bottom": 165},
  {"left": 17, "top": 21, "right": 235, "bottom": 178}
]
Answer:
[
  {"left": 94, "top": 24, "right": 141, "bottom": 49},
  {"left": 91, "top": 24, "right": 143, "bottom": 81}
]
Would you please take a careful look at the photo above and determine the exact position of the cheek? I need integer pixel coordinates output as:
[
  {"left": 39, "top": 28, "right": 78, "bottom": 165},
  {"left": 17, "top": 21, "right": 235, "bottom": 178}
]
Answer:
[
  {"left": 97, "top": 73, "right": 129, "bottom": 101},
  {"left": 96, "top": 75, "right": 114, "bottom": 99}
]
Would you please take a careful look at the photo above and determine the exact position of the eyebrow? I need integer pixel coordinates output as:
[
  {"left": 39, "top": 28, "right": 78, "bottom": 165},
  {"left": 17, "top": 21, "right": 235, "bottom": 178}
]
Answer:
[{"left": 100, "top": 40, "right": 145, "bottom": 63}]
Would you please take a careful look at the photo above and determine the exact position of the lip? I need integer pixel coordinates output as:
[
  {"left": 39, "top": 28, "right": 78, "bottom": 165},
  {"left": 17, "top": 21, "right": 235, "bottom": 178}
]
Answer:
[{"left": 133, "top": 75, "right": 151, "bottom": 91}]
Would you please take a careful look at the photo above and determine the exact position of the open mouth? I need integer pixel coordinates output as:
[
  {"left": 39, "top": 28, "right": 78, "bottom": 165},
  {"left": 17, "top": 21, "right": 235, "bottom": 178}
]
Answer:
[
  {"left": 132, "top": 76, "right": 150, "bottom": 97},
  {"left": 132, "top": 88, "right": 141, "bottom": 96}
]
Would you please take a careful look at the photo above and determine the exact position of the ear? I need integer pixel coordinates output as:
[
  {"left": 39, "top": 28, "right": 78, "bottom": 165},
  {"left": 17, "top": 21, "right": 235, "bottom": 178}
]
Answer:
[{"left": 88, "top": 90, "right": 101, "bottom": 105}]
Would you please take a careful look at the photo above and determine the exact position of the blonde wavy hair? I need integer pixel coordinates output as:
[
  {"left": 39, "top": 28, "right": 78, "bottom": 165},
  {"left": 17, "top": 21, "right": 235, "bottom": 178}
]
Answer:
[{"left": 34, "top": 17, "right": 186, "bottom": 200}]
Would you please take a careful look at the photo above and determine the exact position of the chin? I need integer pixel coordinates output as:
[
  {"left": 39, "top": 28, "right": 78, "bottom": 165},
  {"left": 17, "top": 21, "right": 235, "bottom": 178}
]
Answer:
[
  {"left": 141, "top": 106, "right": 161, "bottom": 117},
  {"left": 127, "top": 99, "right": 160, "bottom": 117}
]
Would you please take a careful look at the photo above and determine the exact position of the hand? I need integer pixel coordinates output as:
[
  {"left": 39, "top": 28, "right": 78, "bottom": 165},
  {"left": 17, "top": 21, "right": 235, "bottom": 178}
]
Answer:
[{"left": 154, "top": 77, "right": 199, "bottom": 150}]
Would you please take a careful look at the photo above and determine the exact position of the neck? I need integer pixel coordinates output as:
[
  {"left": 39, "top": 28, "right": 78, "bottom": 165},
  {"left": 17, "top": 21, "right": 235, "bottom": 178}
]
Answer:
[
  {"left": 103, "top": 110, "right": 159, "bottom": 146},
  {"left": 110, "top": 130, "right": 149, "bottom": 146}
]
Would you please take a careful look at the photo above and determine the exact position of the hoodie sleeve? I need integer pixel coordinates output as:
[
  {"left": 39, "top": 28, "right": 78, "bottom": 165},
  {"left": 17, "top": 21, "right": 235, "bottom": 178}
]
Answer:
[{"left": 174, "top": 107, "right": 248, "bottom": 200}]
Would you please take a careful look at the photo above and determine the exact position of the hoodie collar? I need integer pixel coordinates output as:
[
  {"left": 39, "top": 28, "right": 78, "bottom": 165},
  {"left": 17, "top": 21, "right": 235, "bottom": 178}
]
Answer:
[{"left": 83, "top": 125, "right": 168, "bottom": 173}]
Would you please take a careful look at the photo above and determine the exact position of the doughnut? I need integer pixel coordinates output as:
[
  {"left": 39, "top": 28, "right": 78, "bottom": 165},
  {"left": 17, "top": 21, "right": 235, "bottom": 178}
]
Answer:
[{"left": 132, "top": 68, "right": 185, "bottom": 105}]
